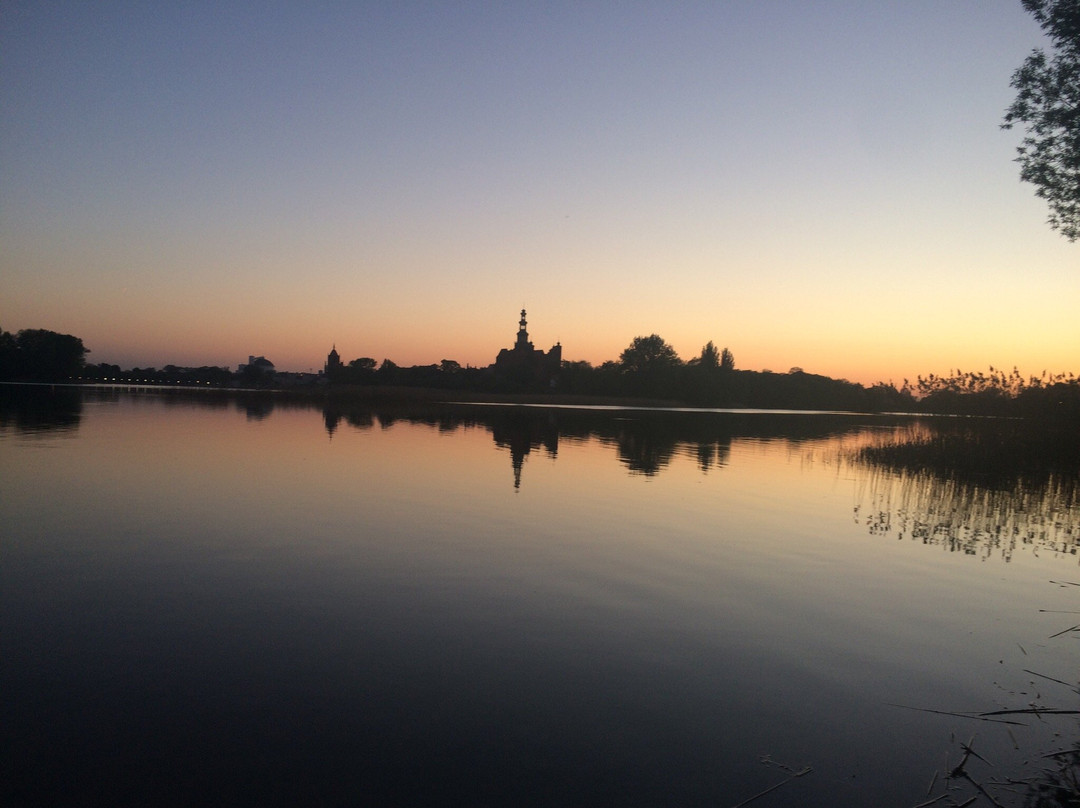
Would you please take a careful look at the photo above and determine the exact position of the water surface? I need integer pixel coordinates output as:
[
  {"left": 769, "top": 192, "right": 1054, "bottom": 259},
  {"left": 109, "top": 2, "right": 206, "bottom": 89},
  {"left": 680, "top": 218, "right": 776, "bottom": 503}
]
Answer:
[{"left": 2, "top": 387, "right": 1077, "bottom": 806}]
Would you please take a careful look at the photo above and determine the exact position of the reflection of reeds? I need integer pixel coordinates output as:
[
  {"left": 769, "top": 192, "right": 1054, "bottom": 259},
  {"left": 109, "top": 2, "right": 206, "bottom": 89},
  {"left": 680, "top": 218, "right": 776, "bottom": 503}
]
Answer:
[
  {"left": 852, "top": 423, "right": 1080, "bottom": 804},
  {"left": 1024, "top": 744, "right": 1080, "bottom": 808},
  {"left": 850, "top": 424, "right": 1080, "bottom": 563},
  {"left": 853, "top": 464, "right": 1079, "bottom": 562}
]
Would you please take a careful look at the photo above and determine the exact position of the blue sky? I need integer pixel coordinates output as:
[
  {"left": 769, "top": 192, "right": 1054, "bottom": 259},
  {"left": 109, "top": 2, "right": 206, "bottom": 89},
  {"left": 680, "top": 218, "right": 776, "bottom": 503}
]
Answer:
[{"left": 1, "top": 1, "right": 1076, "bottom": 383}]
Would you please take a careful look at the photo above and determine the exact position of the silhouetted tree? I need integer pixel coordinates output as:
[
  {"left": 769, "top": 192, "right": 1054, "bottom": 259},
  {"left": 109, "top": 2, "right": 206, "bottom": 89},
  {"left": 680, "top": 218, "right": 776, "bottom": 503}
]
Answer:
[
  {"left": 683, "top": 341, "right": 732, "bottom": 405},
  {"left": 558, "top": 360, "right": 598, "bottom": 395},
  {"left": 0, "top": 328, "right": 16, "bottom": 379},
  {"left": 377, "top": 358, "right": 399, "bottom": 383},
  {"left": 720, "top": 347, "right": 735, "bottom": 372},
  {"left": 3, "top": 329, "right": 88, "bottom": 381},
  {"left": 619, "top": 335, "right": 681, "bottom": 375},
  {"left": 595, "top": 361, "right": 624, "bottom": 396},
  {"left": 619, "top": 335, "right": 682, "bottom": 397},
  {"left": 698, "top": 341, "right": 720, "bottom": 368},
  {"left": 342, "top": 357, "right": 377, "bottom": 385},
  {"left": 1002, "top": 0, "right": 1080, "bottom": 240},
  {"left": 95, "top": 363, "right": 122, "bottom": 380}
]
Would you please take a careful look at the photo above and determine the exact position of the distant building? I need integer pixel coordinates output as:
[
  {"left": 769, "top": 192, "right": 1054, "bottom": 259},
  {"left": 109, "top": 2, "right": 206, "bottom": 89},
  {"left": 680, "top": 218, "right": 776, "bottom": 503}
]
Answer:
[
  {"left": 493, "top": 309, "right": 561, "bottom": 388},
  {"left": 238, "top": 355, "right": 275, "bottom": 374},
  {"left": 325, "top": 345, "right": 342, "bottom": 377}
]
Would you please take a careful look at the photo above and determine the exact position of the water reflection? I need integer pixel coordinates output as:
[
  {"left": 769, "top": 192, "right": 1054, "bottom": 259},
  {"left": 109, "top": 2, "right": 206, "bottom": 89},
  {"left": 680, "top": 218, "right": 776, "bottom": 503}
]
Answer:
[
  {"left": 0, "top": 384, "right": 82, "bottom": 435},
  {"left": 319, "top": 402, "right": 885, "bottom": 485},
  {"left": 850, "top": 420, "right": 1080, "bottom": 562},
  {"left": 489, "top": 410, "right": 558, "bottom": 490},
  {"left": 853, "top": 465, "right": 1079, "bottom": 562},
  {"left": 7, "top": 385, "right": 1078, "bottom": 563},
  {"left": 3, "top": 385, "right": 897, "bottom": 470},
  {"left": 5, "top": 384, "right": 1079, "bottom": 807}
]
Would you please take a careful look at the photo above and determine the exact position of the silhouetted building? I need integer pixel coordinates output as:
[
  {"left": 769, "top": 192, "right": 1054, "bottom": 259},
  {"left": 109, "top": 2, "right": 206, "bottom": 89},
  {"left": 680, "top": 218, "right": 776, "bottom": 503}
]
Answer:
[
  {"left": 493, "top": 309, "right": 561, "bottom": 388},
  {"left": 238, "top": 355, "right": 275, "bottom": 374},
  {"left": 325, "top": 345, "right": 342, "bottom": 378}
]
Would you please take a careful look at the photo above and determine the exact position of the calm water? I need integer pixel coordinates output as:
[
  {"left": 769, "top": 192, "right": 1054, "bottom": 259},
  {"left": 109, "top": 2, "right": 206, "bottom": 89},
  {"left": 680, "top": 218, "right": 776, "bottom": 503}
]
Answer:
[{"left": 2, "top": 386, "right": 1078, "bottom": 807}]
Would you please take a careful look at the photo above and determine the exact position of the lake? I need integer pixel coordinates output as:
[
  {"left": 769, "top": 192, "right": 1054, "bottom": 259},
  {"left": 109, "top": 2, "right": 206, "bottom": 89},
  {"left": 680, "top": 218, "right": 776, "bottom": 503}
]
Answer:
[{"left": 2, "top": 385, "right": 1077, "bottom": 807}]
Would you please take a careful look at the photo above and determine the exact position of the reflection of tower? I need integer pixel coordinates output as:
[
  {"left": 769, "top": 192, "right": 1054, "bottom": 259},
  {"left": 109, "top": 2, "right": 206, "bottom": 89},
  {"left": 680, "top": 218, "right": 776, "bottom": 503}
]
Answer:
[
  {"left": 324, "top": 408, "right": 341, "bottom": 439},
  {"left": 510, "top": 444, "right": 526, "bottom": 491},
  {"left": 491, "top": 411, "right": 559, "bottom": 491},
  {"left": 501, "top": 425, "right": 535, "bottom": 491}
]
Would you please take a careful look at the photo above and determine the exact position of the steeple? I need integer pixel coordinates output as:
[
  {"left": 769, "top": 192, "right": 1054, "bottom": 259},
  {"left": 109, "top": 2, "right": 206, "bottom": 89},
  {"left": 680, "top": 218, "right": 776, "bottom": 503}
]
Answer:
[
  {"left": 514, "top": 308, "right": 532, "bottom": 350},
  {"left": 492, "top": 307, "right": 560, "bottom": 389},
  {"left": 325, "top": 344, "right": 342, "bottom": 375}
]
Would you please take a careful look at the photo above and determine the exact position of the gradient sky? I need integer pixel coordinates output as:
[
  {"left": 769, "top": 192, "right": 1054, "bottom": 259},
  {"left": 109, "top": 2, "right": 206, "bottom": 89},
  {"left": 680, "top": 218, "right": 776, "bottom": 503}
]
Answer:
[{"left": 1, "top": 1, "right": 1076, "bottom": 385}]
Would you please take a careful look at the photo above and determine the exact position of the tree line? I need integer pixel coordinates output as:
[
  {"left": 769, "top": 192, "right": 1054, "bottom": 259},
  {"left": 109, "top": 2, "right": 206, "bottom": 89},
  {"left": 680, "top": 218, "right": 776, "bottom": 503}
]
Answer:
[
  {"left": 908, "top": 366, "right": 1079, "bottom": 421},
  {"left": 4, "top": 325, "right": 1076, "bottom": 420},
  {"left": 323, "top": 333, "right": 1078, "bottom": 419},
  {"left": 322, "top": 333, "right": 899, "bottom": 410}
]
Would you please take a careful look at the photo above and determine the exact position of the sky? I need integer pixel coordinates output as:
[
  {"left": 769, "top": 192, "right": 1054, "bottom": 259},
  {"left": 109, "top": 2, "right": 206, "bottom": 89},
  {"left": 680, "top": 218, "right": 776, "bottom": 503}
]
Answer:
[{"left": 1, "top": 1, "right": 1076, "bottom": 385}]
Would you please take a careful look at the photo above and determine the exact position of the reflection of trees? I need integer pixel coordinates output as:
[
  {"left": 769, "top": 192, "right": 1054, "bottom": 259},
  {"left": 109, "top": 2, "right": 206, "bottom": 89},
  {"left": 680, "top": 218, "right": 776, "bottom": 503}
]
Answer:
[
  {"left": 609, "top": 414, "right": 732, "bottom": 476},
  {"left": 696, "top": 440, "right": 731, "bottom": 472},
  {"left": 344, "top": 410, "right": 374, "bottom": 429},
  {"left": 0, "top": 385, "right": 83, "bottom": 434},
  {"left": 853, "top": 424, "right": 1080, "bottom": 562},
  {"left": 613, "top": 419, "right": 677, "bottom": 476},
  {"left": 313, "top": 402, "right": 890, "bottom": 488},
  {"left": 323, "top": 407, "right": 375, "bottom": 438},
  {"left": 56, "top": 389, "right": 886, "bottom": 474},
  {"left": 238, "top": 394, "right": 275, "bottom": 421}
]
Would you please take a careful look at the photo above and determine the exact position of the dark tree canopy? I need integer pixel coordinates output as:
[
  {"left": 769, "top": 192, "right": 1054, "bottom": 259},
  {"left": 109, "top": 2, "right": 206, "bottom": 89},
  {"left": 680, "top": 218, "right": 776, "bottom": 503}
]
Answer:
[
  {"left": 619, "top": 335, "right": 681, "bottom": 375},
  {"left": 0, "top": 328, "right": 88, "bottom": 381},
  {"left": 698, "top": 341, "right": 720, "bottom": 368},
  {"left": 349, "top": 357, "right": 377, "bottom": 371},
  {"left": 1003, "top": 0, "right": 1080, "bottom": 240}
]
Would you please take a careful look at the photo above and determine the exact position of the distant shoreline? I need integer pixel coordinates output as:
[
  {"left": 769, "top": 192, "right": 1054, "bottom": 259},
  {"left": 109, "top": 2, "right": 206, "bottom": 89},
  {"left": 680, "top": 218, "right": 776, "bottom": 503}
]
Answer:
[
  {"left": 3, "top": 380, "right": 914, "bottom": 417},
  {"left": 5, "top": 380, "right": 689, "bottom": 410},
  {"left": 4, "top": 380, "right": 1076, "bottom": 424}
]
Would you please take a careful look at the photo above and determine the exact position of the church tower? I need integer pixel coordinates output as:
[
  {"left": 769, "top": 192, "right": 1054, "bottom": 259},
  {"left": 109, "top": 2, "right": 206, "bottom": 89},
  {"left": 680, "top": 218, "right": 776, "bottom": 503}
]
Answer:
[
  {"left": 514, "top": 308, "right": 533, "bottom": 351},
  {"left": 325, "top": 345, "right": 342, "bottom": 376},
  {"left": 493, "top": 308, "right": 562, "bottom": 389}
]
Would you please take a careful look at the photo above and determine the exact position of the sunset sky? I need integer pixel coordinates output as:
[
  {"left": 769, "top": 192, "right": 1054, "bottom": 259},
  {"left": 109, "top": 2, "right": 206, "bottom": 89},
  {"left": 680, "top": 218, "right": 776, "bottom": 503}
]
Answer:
[{"left": 1, "top": 1, "right": 1076, "bottom": 386}]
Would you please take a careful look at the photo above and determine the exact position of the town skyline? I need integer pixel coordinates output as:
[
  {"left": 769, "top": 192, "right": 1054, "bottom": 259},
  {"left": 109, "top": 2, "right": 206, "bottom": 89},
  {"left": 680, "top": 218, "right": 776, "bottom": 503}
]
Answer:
[
  {"left": 7, "top": 299, "right": 1077, "bottom": 388},
  {"left": 2, "top": 3, "right": 1077, "bottom": 387}
]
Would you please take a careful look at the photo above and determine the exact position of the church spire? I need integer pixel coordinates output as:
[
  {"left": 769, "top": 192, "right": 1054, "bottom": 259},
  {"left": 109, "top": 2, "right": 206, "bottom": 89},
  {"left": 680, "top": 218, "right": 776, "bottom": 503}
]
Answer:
[{"left": 515, "top": 308, "right": 530, "bottom": 349}]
